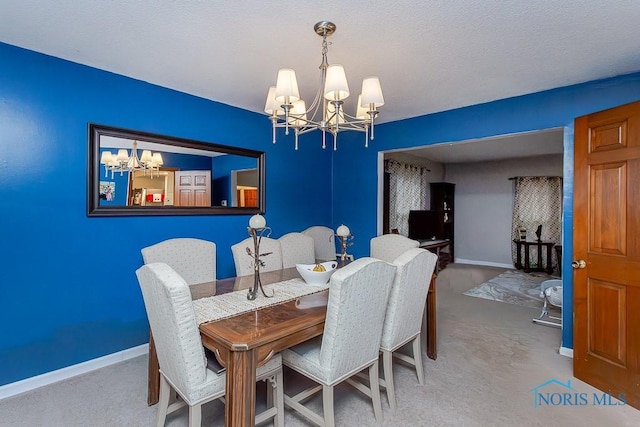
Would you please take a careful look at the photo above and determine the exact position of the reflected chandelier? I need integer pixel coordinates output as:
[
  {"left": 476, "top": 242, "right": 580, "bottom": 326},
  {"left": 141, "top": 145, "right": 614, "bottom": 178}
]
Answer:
[
  {"left": 264, "top": 21, "right": 384, "bottom": 151},
  {"left": 100, "top": 141, "right": 164, "bottom": 179}
]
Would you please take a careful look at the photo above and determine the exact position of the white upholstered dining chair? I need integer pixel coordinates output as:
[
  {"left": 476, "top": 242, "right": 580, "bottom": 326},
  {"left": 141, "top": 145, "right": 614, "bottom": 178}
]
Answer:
[
  {"left": 136, "top": 262, "right": 284, "bottom": 427},
  {"left": 370, "top": 233, "right": 420, "bottom": 263},
  {"left": 282, "top": 257, "right": 397, "bottom": 426},
  {"left": 302, "top": 225, "right": 338, "bottom": 262},
  {"left": 379, "top": 248, "right": 438, "bottom": 411},
  {"left": 231, "top": 236, "right": 283, "bottom": 276},
  {"left": 278, "top": 232, "right": 316, "bottom": 268},
  {"left": 141, "top": 238, "right": 216, "bottom": 284}
]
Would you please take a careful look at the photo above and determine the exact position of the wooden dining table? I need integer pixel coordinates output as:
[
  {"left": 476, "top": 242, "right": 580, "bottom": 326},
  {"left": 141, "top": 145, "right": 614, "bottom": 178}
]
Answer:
[{"left": 146, "top": 265, "right": 438, "bottom": 427}]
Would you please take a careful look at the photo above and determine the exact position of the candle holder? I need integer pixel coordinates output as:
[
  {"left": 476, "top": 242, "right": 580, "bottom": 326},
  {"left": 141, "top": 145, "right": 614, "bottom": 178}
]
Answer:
[
  {"left": 335, "top": 224, "right": 353, "bottom": 262},
  {"left": 337, "top": 234, "right": 354, "bottom": 261},
  {"left": 246, "top": 215, "right": 275, "bottom": 300}
]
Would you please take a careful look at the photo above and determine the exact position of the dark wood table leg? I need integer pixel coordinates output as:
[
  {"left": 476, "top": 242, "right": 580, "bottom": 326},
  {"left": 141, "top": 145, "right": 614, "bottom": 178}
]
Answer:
[
  {"left": 524, "top": 244, "right": 531, "bottom": 272},
  {"left": 546, "top": 244, "right": 554, "bottom": 274},
  {"left": 147, "top": 331, "right": 160, "bottom": 406},
  {"left": 536, "top": 243, "right": 543, "bottom": 271},
  {"left": 554, "top": 245, "right": 563, "bottom": 276},
  {"left": 515, "top": 241, "right": 523, "bottom": 269},
  {"left": 426, "top": 274, "right": 437, "bottom": 360}
]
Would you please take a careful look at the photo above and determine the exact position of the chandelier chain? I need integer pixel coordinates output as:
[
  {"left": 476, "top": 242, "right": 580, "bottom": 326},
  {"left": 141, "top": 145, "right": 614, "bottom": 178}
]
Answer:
[{"left": 320, "top": 37, "right": 330, "bottom": 69}]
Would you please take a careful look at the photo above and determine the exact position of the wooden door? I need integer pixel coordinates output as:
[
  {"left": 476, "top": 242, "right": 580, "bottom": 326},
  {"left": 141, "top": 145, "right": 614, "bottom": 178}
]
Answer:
[
  {"left": 236, "top": 186, "right": 258, "bottom": 207},
  {"left": 574, "top": 100, "right": 640, "bottom": 409},
  {"left": 242, "top": 188, "right": 258, "bottom": 207},
  {"left": 174, "top": 170, "right": 211, "bottom": 207}
]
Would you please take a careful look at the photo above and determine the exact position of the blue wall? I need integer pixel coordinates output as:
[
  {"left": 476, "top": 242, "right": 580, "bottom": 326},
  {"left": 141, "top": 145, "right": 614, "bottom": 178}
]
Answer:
[
  {"left": 334, "top": 72, "right": 640, "bottom": 351},
  {"left": 0, "top": 42, "right": 332, "bottom": 386},
  {"left": 212, "top": 154, "right": 259, "bottom": 205},
  {"left": 3, "top": 38, "right": 640, "bottom": 386}
]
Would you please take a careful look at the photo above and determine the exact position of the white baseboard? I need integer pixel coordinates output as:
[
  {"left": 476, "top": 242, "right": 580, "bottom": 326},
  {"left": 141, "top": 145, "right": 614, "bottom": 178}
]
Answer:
[
  {"left": 559, "top": 347, "right": 574, "bottom": 358},
  {"left": 0, "top": 344, "right": 148, "bottom": 400},
  {"left": 454, "top": 258, "right": 514, "bottom": 269}
]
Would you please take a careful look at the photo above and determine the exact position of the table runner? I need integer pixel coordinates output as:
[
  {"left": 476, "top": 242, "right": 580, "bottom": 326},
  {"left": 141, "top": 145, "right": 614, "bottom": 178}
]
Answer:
[{"left": 193, "top": 278, "right": 329, "bottom": 325}]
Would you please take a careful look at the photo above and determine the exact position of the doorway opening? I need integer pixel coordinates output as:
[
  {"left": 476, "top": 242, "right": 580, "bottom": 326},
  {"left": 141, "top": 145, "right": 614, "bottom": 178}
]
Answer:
[{"left": 377, "top": 127, "right": 565, "bottom": 270}]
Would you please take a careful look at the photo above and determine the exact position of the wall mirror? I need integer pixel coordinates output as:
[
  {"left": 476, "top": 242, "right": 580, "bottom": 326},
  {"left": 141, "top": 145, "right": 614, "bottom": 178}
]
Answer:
[{"left": 87, "top": 123, "right": 265, "bottom": 216}]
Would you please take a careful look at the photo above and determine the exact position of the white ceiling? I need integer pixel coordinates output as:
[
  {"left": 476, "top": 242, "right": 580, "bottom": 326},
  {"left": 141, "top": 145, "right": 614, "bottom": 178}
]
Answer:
[
  {"left": 398, "top": 128, "right": 565, "bottom": 163},
  {"left": 1, "top": 1, "right": 639, "bottom": 161},
  {"left": 101, "top": 135, "right": 224, "bottom": 157}
]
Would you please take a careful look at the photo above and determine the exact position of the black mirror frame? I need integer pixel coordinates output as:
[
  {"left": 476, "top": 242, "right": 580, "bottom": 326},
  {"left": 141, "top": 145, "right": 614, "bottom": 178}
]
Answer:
[{"left": 87, "top": 123, "right": 265, "bottom": 217}]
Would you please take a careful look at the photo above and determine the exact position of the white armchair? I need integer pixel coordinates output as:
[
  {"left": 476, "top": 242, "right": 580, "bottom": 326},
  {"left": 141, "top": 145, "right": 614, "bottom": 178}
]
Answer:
[
  {"left": 278, "top": 232, "right": 316, "bottom": 268},
  {"left": 379, "top": 248, "right": 438, "bottom": 410},
  {"left": 141, "top": 238, "right": 216, "bottom": 284},
  {"left": 302, "top": 225, "right": 338, "bottom": 262},
  {"left": 231, "top": 236, "right": 283, "bottom": 276},
  {"left": 370, "top": 234, "right": 420, "bottom": 263},
  {"left": 135, "top": 263, "right": 284, "bottom": 427},
  {"left": 282, "top": 257, "right": 397, "bottom": 426}
]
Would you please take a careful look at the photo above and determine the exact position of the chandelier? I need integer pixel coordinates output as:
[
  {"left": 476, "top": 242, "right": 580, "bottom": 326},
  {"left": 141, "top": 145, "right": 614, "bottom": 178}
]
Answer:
[
  {"left": 264, "top": 21, "right": 384, "bottom": 151},
  {"left": 100, "top": 140, "right": 164, "bottom": 179}
]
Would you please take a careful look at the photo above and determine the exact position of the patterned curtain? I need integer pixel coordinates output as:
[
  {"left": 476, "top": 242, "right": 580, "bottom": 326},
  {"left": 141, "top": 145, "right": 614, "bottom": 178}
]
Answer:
[
  {"left": 385, "top": 160, "right": 429, "bottom": 236},
  {"left": 511, "top": 176, "right": 562, "bottom": 267}
]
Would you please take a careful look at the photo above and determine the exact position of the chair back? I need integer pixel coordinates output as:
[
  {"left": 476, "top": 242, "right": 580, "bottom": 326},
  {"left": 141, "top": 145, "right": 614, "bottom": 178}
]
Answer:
[
  {"left": 380, "top": 248, "right": 438, "bottom": 351},
  {"left": 136, "top": 263, "right": 208, "bottom": 402},
  {"left": 319, "top": 257, "right": 396, "bottom": 380},
  {"left": 302, "top": 226, "right": 337, "bottom": 262},
  {"left": 231, "top": 236, "right": 283, "bottom": 276},
  {"left": 278, "top": 232, "right": 315, "bottom": 268},
  {"left": 141, "top": 238, "right": 216, "bottom": 284},
  {"left": 370, "top": 234, "right": 420, "bottom": 263}
]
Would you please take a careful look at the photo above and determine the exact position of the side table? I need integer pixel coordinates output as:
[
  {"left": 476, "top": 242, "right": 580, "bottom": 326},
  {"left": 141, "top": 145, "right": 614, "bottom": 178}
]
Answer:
[{"left": 513, "top": 240, "right": 555, "bottom": 274}]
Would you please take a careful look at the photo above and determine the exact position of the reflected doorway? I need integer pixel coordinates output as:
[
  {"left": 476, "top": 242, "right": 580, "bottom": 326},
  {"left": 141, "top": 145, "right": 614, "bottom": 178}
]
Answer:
[
  {"left": 128, "top": 168, "right": 177, "bottom": 206},
  {"left": 231, "top": 169, "right": 259, "bottom": 207}
]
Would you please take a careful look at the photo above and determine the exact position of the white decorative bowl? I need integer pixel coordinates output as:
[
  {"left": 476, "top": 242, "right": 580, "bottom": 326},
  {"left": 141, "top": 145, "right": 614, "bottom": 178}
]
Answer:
[{"left": 296, "top": 261, "right": 338, "bottom": 286}]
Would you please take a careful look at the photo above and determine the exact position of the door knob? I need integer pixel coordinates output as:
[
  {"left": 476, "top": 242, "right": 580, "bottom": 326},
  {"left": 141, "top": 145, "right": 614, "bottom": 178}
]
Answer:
[{"left": 572, "top": 259, "right": 587, "bottom": 269}]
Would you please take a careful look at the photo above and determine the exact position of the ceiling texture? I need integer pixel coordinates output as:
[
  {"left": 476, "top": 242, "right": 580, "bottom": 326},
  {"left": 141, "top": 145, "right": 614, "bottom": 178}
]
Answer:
[{"left": 1, "top": 1, "right": 639, "bottom": 161}]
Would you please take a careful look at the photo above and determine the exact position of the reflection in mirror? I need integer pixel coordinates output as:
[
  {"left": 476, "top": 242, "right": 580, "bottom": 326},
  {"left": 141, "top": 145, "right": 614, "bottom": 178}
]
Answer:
[{"left": 88, "top": 124, "right": 265, "bottom": 216}]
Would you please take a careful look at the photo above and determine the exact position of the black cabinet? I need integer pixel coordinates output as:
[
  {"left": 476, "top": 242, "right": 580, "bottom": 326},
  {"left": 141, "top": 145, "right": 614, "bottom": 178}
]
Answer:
[{"left": 430, "top": 182, "right": 455, "bottom": 260}]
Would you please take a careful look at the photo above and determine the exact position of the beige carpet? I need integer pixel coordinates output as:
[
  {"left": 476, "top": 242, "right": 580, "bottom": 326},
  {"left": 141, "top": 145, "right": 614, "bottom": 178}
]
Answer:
[{"left": 0, "top": 263, "right": 638, "bottom": 426}]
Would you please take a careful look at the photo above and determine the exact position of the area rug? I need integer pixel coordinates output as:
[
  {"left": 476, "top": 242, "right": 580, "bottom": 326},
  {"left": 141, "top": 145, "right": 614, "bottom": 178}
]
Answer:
[{"left": 463, "top": 269, "right": 555, "bottom": 309}]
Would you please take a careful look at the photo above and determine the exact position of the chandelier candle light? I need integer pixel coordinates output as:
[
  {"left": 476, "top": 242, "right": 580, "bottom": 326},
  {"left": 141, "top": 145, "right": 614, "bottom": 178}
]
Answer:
[
  {"left": 336, "top": 224, "right": 353, "bottom": 261},
  {"left": 264, "top": 21, "right": 385, "bottom": 151},
  {"left": 100, "top": 140, "right": 164, "bottom": 179},
  {"left": 246, "top": 214, "right": 274, "bottom": 300}
]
